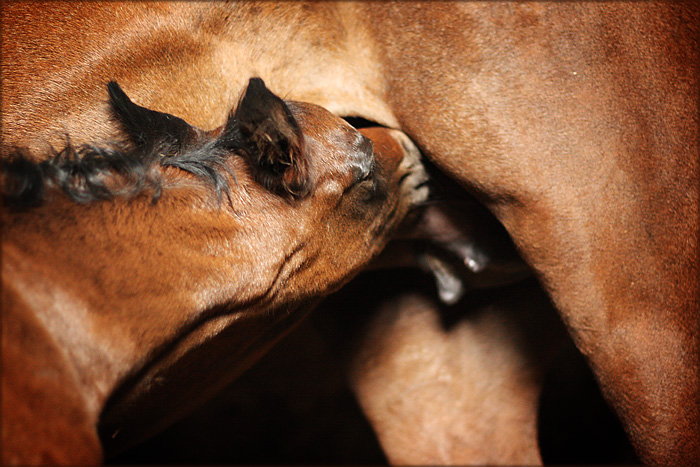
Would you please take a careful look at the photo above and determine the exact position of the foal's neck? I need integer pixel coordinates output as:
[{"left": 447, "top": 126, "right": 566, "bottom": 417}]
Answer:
[{"left": 2, "top": 185, "right": 296, "bottom": 420}]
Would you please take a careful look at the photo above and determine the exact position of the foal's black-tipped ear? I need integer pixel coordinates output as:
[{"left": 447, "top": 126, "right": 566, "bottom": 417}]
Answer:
[
  {"left": 107, "top": 81, "right": 196, "bottom": 153},
  {"left": 233, "top": 78, "right": 309, "bottom": 197}
]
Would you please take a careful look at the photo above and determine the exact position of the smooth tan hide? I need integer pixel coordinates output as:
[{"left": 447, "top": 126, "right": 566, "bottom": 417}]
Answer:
[{"left": 2, "top": 2, "right": 697, "bottom": 465}]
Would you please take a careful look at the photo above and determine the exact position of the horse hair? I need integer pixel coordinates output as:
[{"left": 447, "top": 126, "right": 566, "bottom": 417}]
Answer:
[{"left": 1, "top": 81, "right": 251, "bottom": 211}]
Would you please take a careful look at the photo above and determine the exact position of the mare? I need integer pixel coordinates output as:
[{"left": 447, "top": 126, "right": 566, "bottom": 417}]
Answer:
[
  {"left": 0, "top": 78, "right": 428, "bottom": 464},
  {"left": 2, "top": 2, "right": 697, "bottom": 465}
]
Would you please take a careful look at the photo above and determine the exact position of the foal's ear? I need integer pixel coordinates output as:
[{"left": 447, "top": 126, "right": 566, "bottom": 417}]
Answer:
[
  {"left": 107, "top": 81, "right": 197, "bottom": 154},
  {"left": 233, "top": 78, "right": 309, "bottom": 197}
]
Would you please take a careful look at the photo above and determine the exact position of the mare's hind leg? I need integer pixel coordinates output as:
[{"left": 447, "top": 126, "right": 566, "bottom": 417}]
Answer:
[{"left": 346, "top": 274, "right": 566, "bottom": 465}]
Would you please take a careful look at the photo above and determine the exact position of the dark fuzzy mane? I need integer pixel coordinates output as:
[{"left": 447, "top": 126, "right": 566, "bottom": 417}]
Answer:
[
  {"left": 1, "top": 82, "right": 241, "bottom": 211},
  {"left": 0, "top": 136, "right": 235, "bottom": 211},
  {"left": 2, "top": 143, "right": 150, "bottom": 209}
]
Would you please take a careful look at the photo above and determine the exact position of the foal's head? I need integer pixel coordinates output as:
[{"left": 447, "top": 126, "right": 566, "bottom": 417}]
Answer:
[{"left": 2, "top": 79, "right": 428, "bottom": 296}]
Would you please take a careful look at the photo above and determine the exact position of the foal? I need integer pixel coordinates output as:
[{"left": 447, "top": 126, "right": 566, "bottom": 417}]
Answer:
[{"left": 1, "top": 78, "right": 428, "bottom": 464}]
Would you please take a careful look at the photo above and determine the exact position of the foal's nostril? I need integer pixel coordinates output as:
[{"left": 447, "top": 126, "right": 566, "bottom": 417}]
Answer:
[
  {"left": 350, "top": 166, "right": 369, "bottom": 184},
  {"left": 347, "top": 135, "right": 375, "bottom": 182},
  {"left": 356, "top": 134, "right": 374, "bottom": 155}
]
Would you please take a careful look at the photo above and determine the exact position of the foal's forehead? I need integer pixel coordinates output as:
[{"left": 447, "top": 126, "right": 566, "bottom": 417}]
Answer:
[
  {"left": 287, "top": 101, "right": 356, "bottom": 137},
  {"left": 286, "top": 101, "right": 372, "bottom": 157}
]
